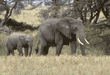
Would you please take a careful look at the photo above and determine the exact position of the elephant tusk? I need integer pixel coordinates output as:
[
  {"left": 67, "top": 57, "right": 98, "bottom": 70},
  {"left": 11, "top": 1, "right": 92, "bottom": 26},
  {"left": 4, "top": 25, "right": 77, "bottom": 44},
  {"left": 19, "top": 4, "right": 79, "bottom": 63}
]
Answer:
[
  {"left": 77, "top": 38, "right": 84, "bottom": 45},
  {"left": 85, "top": 39, "right": 89, "bottom": 44}
]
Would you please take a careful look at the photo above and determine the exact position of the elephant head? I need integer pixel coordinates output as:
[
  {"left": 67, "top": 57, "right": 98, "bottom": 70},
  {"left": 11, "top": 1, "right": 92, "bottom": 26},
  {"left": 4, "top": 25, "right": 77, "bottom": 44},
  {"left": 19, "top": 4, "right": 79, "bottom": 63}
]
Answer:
[
  {"left": 57, "top": 18, "right": 72, "bottom": 39},
  {"left": 19, "top": 34, "right": 33, "bottom": 45},
  {"left": 57, "top": 17, "right": 89, "bottom": 45},
  {"left": 19, "top": 34, "right": 33, "bottom": 56},
  {"left": 19, "top": 35, "right": 26, "bottom": 44}
]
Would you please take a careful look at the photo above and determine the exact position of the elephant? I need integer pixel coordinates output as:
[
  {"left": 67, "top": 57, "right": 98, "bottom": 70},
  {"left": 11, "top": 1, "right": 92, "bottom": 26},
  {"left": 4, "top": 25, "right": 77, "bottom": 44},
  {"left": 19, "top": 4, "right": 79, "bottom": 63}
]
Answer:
[
  {"left": 6, "top": 33, "right": 33, "bottom": 56},
  {"left": 0, "top": 26, "right": 11, "bottom": 34},
  {"left": 35, "top": 17, "right": 89, "bottom": 56}
]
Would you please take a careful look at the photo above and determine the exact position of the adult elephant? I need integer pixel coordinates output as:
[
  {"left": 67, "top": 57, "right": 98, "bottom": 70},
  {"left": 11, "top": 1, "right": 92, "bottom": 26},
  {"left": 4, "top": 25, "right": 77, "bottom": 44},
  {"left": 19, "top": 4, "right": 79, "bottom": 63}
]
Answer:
[
  {"left": 35, "top": 17, "right": 89, "bottom": 56},
  {"left": 6, "top": 33, "right": 33, "bottom": 56}
]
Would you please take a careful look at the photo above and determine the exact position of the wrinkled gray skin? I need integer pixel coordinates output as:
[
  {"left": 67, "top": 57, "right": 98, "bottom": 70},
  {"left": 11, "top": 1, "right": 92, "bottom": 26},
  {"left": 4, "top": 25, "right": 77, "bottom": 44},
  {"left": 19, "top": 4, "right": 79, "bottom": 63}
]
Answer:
[
  {"left": 35, "top": 17, "right": 87, "bottom": 56},
  {"left": 6, "top": 33, "right": 33, "bottom": 56}
]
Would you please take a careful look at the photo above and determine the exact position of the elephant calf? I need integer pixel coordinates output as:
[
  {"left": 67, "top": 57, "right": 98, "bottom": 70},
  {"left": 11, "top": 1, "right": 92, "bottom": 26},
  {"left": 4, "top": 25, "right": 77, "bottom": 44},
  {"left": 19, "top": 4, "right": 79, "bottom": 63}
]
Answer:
[{"left": 6, "top": 33, "right": 33, "bottom": 56}]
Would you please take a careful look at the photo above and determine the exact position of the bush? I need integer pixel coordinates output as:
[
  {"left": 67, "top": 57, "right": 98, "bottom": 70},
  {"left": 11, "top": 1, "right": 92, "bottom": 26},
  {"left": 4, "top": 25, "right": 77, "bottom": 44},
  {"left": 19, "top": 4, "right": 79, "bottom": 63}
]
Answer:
[{"left": 5, "top": 18, "right": 39, "bottom": 31}]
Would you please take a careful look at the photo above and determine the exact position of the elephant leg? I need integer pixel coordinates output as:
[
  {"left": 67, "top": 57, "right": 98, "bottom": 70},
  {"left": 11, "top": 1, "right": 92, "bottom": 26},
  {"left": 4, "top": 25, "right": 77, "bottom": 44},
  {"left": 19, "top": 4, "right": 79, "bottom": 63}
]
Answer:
[
  {"left": 24, "top": 48, "right": 28, "bottom": 57},
  {"left": 7, "top": 49, "right": 11, "bottom": 56},
  {"left": 11, "top": 50, "right": 14, "bottom": 56},
  {"left": 44, "top": 46, "right": 50, "bottom": 55},
  {"left": 7, "top": 46, "right": 13, "bottom": 56},
  {"left": 39, "top": 35, "right": 48, "bottom": 56},
  {"left": 17, "top": 46, "right": 23, "bottom": 56},
  {"left": 6, "top": 43, "right": 13, "bottom": 56},
  {"left": 40, "top": 44, "right": 49, "bottom": 56},
  {"left": 80, "top": 44, "right": 86, "bottom": 56},
  {"left": 56, "top": 40, "right": 63, "bottom": 56},
  {"left": 29, "top": 46, "right": 32, "bottom": 56},
  {"left": 70, "top": 41, "right": 77, "bottom": 55}
]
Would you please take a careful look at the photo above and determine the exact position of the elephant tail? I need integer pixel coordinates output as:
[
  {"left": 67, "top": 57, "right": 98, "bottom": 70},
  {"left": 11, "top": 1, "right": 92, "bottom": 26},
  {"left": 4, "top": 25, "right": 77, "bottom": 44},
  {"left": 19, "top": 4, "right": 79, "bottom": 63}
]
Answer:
[{"left": 35, "top": 40, "right": 40, "bottom": 54}]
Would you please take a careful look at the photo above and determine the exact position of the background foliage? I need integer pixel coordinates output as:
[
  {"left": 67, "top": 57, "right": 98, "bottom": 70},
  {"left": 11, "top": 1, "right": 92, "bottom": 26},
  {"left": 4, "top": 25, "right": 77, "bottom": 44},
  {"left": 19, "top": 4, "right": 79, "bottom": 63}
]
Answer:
[{"left": 0, "top": 0, "right": 110, "bottom": 74}]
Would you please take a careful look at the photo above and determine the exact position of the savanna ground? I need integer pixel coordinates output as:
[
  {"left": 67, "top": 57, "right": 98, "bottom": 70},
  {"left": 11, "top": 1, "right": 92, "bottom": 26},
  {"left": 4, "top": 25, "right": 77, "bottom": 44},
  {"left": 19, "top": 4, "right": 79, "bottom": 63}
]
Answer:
[{"left": 0, "top": 6, "right": 110, "bottom": 75}]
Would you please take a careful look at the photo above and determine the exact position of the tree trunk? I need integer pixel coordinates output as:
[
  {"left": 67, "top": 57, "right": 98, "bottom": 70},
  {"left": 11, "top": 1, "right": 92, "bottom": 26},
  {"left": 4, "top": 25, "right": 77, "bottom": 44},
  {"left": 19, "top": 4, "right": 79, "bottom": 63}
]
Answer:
[
  {"left": 107, "top": 6, "right": 110, "bottom": 24},
  {"left": 0, "top": 2, "right": 18, "bottom": 27},
  {"left": 83, "top": 8, "right": 87, "bottom": 22},
  {"left": 93, "top": 10, "right": 101, "bottom": 24},
  {"left": 102, "top": 7, "right": 109, "bottom": 18},
  {"left": 52, "top": 0, "right": 62, "bottom": 18}
]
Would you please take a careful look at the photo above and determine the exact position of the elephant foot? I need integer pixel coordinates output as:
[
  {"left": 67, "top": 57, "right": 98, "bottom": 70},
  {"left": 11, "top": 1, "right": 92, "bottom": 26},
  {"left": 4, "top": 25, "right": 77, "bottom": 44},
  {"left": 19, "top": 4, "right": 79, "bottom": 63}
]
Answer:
[
  {"left": 39, "top": 53, "right": 48, "bottom": 56},
  {"left": 29, "top": 54, "right": 31, "bottom": 56},
  {"left": 39, "top": 54, "right": 47, "bottom": 56},
  {"left": 56, "top": 51, "right": 61, "bottom": 56},
  {"left": 82, "top": 54, "right": 86, "bottom": 56},
  {"left": 18, "top": 53, "right": 23, "bottom": 56},
  {"left": 7, "top": 54, "right": 10, "bottom": 56},
  {"left": 56, "top": 54, "right": 60, "bottom": 56},
  {"left": 25, "top": 55, "right": 28, "bottom": 57},
  {"left": 71, "top": 53, "right": 77, "bottom": 57}
]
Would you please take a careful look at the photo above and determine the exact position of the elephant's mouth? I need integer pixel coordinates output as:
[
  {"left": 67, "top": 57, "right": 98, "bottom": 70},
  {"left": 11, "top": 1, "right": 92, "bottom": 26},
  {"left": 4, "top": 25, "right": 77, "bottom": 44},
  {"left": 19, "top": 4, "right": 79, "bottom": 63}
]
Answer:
[{"left": 77, "top": 38, "right": 89, "bottom": 45}]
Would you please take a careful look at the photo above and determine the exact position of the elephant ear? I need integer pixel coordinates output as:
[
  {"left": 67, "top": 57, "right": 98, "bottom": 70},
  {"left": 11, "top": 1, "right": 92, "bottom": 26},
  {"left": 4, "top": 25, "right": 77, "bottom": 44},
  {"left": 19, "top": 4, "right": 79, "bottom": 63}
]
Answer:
[{"left": 56, "top": 18, "right": 72, "bottom": 39}]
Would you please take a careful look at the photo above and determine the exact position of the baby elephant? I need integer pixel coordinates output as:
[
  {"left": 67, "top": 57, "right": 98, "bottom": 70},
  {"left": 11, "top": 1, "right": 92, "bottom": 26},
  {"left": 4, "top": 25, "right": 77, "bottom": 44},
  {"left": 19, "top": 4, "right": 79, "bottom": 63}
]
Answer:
[{"left": 6, "top": 33, "right": 33, "bottom": 56}]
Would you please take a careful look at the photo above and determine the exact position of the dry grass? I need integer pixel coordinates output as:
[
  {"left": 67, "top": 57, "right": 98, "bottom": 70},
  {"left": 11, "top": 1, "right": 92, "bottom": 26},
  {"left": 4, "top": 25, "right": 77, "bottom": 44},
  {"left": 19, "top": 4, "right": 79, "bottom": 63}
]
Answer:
[
  {"left": 0, "top": 7, "right": 109, "bottom": 75},
  {"left": 0, "top": 55, "right": 110, "bottom": 75}
]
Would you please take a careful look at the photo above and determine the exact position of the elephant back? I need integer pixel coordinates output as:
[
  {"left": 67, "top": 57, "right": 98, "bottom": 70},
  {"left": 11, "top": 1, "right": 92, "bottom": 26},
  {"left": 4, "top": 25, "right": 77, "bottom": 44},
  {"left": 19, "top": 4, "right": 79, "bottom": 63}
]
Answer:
[{"left": 41, "top": 18, "right": 59, "bottom": 26}]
